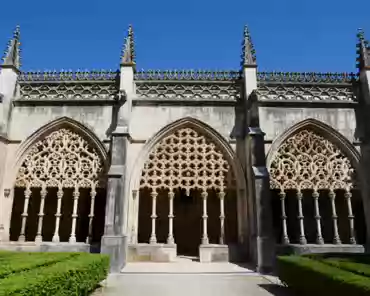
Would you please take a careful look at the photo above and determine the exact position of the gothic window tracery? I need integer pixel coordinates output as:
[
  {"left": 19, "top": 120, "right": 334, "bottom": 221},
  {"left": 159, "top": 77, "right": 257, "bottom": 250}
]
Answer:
[
  {"left": 268, "top": 128, "right": 362, "bottom": 246},
  {"left": 12, "top": 127, "right": 105, "bottom": 243},
  {"left": 140, "top": 127, "right": 232, "bottom": 194},
  {"left": 15, "top": 128, "right": 104, "bottom": 189},
  {"left": 269, "top": 129, "right": 355, "bottom": 192}
]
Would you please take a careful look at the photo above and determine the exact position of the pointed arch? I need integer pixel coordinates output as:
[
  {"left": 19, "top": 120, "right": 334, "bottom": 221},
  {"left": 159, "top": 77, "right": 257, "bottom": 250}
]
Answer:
[
  {"left": 266, "top": 118, "right": 360, "bottom": 172},
  {"left": 129, "top": 117, "right": 246, "bottom": 192},
  {"left": 11, "top": 117, "right": 108, "bottom": 188}
]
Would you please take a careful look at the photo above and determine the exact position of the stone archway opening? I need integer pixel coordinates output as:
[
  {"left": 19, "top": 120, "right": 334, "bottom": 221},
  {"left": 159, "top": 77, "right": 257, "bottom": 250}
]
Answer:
[
  {"left": 9, "top": 127, "right": 107, "bottom": 250},
  {"left": 135, "top": 126, "right": 238, "bottom": 262},
  {"left": 268, "top": 128, "right": 366, "bottom": 250}
]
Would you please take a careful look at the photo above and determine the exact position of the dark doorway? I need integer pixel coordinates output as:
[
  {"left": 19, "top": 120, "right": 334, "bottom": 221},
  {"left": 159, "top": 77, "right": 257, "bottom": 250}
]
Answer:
[{"left": 173, "top": 189, "right": 202, "bottom": 256}]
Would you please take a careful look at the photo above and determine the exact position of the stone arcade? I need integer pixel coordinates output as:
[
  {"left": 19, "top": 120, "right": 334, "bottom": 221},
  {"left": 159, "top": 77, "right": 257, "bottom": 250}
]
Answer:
[{"left": 1, "top": 25, "right": 370, "bottom": 273}]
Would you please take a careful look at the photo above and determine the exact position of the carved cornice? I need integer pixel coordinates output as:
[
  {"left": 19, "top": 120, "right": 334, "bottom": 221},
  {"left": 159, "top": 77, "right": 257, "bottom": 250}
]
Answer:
[
  {"left": 19, "top": 70, "right": 119, "bottom": 82},
  {"left": 134, "top": 70, "right": 242, "bottom": 81},
  {"left": 258, "top": 72, "right": 358, "bottom": 85}
]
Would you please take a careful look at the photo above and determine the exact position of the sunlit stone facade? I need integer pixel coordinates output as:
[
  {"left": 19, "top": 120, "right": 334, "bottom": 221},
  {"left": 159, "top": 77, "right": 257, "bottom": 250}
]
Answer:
[{"left": 0, "top": 25, "right": 370, "bottom": 273}]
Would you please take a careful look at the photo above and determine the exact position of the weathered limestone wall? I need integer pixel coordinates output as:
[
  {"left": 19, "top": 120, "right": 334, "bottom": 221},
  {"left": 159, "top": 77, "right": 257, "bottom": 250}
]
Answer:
[
  {"left": 130, "top": 105, "right": 236, "bottom": 141},
  {"left": 259, "top": 106, "right": 358, "bottom": 154},
  {"left": 8, "top": 105, "right": 112, "bottom": 142}
]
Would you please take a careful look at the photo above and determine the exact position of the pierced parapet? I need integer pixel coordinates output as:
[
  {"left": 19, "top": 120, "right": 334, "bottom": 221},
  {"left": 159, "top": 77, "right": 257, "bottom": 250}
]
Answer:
[
  {"left": 241, "top": 25, "right": 256, "bottom": 67},
  {"left": 357, "top": 28, "right": 370, "bottom": 71},
  {"left": 120, "top": 25, "right": 135, "bottom": 66},
  {"left": 2, "top": 25, "right": 21, "bottom": 69}
]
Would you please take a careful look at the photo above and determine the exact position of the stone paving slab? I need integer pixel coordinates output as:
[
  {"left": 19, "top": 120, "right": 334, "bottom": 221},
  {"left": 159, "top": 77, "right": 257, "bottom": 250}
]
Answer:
[{"left": 93, "top": 273, "right": 291, "bottom": 296}]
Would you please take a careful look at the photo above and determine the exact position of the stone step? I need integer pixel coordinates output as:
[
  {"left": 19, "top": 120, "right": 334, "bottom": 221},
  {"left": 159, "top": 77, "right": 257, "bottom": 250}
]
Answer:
[{"left": 121, "top": 262, "right": 256, "bottom": 274}]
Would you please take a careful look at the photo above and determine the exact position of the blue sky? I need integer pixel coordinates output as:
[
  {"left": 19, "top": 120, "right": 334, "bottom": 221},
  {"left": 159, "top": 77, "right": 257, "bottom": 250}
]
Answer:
[{"left": 0, "top": 0, "right": 369, "bottom": 72}]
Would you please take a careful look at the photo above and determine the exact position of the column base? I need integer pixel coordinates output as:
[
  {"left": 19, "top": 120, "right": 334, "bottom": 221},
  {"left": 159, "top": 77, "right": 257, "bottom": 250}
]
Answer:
[
  {"left": 101, "top": 235, "right": 127, "bottom": 273},
  {"left": 199, "top": 244, "right": 229, "bottom": 263},
  {"left": 256, "top": 236, "right": 275, "bottom": 274},
  {"left": 128, "top": 243, "right": 177, "bottom": 262}
]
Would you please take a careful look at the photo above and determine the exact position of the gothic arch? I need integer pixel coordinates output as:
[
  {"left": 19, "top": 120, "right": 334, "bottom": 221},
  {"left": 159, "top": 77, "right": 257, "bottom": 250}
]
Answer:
[
  {"left": 129, "top": 117, "right": 246, "bottom": 192},
  {"left": 11, "top": 116, "right": 108, "bottom": 187},
  {"left": 266, "top": 118, "right": 365, "bottom": 246},
  {"left": 267, "top": 118, "right": 360, "bottom": 174},
  {"left": 7, "top": 117, "right": 109, "bottom": 243},
  {"left": 128, "top": 117, "right": 246, "bottom": 251}
]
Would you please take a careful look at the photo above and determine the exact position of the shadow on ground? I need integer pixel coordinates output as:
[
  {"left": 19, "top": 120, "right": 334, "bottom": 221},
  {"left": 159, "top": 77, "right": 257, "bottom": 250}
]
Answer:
[{"left": 259, "top": 284, "right": 295, "bottom": 296}]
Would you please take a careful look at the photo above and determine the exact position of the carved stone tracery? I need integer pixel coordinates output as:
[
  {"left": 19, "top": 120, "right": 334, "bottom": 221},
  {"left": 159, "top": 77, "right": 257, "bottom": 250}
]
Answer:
[
  {"left": 15, "top": 128, "right": 104, "bottom": 189},
  {"left": 140, "top": 127, "right": 231, "bottom": 194},
  {"left": 269, "top": 129, "right": 355, "bottom": 192}
]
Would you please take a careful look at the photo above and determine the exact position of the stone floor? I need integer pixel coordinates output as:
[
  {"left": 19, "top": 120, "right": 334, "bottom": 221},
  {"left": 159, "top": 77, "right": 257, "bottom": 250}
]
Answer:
[{"left": 92, "top": 260, "right": 293, "bottom": 296}]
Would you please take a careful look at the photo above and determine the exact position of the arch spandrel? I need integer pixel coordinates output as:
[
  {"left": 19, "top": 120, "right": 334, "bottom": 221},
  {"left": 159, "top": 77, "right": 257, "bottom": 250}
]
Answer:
[{"left": 267, "top": 119, "right": 359, "bottom": 192}]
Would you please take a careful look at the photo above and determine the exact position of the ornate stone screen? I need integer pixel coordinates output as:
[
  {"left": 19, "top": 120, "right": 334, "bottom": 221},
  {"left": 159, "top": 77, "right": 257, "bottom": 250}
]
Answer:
[
  {"left": 269, "top": 129, "right": 357, "bottom": 245},
  {"left": 14, "top": 128, "right": 104, "bottom": 243},
  {"left": 139, "top": 127, "right": 232, "bottom": 245}
]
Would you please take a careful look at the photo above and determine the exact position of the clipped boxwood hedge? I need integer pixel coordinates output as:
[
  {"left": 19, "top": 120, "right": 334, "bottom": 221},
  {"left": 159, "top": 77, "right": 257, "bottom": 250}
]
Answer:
[
  {"left": 277, "top": 255, "right": 370, "bottom": 296},
  {"left": 0, "top": 252, "right": 77, "bottom": 279},
  {"left": 0, "top": 253, "right": 109, "bottom": 296}
]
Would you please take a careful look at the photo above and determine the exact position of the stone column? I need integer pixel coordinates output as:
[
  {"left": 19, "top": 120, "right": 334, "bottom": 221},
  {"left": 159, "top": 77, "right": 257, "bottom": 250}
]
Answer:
[
  {"left": 18, "top": 186, "right": 31, "bottom": 242},
  {"left": 312, "top": 190, "right": 324, "bottom": 245},
  {"left": 69, "top": 187, "right": 80, "bottom": 243},
  {"left": 167, "top": 191, "right": 175, "bottom": 244},
  {"left": 356, "top": 30, "right": 370, "bottom": 250},
  {"left": 329, "top": 190, "right": 341, "bottom": 244},
  {"left": 201, "top": 191, "right": 209, "bottom": 245},
  {"left": 52, "top": 187, "right": 64, "bottom": 242},
  {"left": 101, "top": 25, "right": 135, "bottom": 272},
  {"left": 101, "top": 132, "right": 129, "bottom": 273},
  {"left": 86, "top": 186, "right": 97, "bottom": 244},
  {"left": 35, "top": 186, "right": 47, "bottom": 243},
  {"left": 247, "top": 126, "right": 275, "bottom": 274},
  {"left": 279, "top": 191, "right": 289, "bottom": 244}
]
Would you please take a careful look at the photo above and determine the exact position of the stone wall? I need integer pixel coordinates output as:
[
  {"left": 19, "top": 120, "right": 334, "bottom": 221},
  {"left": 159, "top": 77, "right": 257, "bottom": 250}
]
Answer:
[{"left": 8, "top": 105, "right": 112, "bottom": 142}]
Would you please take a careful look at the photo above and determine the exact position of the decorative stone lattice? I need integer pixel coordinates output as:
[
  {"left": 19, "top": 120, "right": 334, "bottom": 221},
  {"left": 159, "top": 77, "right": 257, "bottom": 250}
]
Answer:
[
  {"left": 15, "top": 128, "right": 104, "bottom": 188},
  {"left": 257, "top": 72, "right": 357, "bottom": 84},
  {"left": 256, "top": 84, "right": 356, "bottom": 102},
  {"left": 19, "top": 83, "right": 118, "bottom": 100},
  {"left": 19, "top": 70, "right": 118, "bottom": 82},
  {"left": 140, "top": 127, "right": 231, "bottom": 194},
  {"left": 135, "top": 83, "right": 241, "bottom": 101},
  {"left": 134, "top": 70, "right": 241, "bottom": 81},
  {"left": 269, "top": 129, "right": 355, "bottom": 192}
]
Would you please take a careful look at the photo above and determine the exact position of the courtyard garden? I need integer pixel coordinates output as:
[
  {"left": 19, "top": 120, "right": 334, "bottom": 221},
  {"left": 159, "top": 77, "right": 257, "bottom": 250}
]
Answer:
[
  {"left": 278, "top": 252, "right": 370, "bottom": 295},
  {"left": 0, "top": 251, "right": 109, "bottom": 295}
]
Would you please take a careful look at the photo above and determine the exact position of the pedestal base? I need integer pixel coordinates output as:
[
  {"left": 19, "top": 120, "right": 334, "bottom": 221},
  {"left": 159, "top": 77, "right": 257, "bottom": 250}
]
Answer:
[
  {"left": 101, "top": 235, "right": 127, "bottom": 273},
  {"left": 199, "top": 244, "right": 229, "bottom": 262},
  {"left": 128, "top": 243, "right": 177, "bottom": 262}
]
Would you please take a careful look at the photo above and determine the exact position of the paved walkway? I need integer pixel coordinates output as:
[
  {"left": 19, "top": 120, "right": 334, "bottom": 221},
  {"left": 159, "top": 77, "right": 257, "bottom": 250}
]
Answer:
[{"left": 93, "top": 262, "right": 292, "bottom": 296}]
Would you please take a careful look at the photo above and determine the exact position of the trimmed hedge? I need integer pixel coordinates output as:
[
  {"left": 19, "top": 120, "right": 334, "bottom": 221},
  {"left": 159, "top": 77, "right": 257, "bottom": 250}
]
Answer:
[
  {"left": 305, "top": 253, "right": 370, "bottom": 264},
  {"left": 0, "top": 252, "right": 77, "bottom": 279},
  {"left": 277, "top": 255, "right": 370, "bottom": 296},
  {"left": 0, "top": 253, "right": 109, "bottom": 296},
  {"left": 322, "top": 259, "right": 370, "bottom": 279}
]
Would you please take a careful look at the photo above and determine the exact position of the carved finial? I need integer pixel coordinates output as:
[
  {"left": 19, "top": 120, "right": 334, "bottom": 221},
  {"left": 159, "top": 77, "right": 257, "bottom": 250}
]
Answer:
[
  {"left": 121, "top": 24, "right": 135, "bottom": 66},
  {"left": 356, "top": 28, "right": 370, "bottom": 70},
  {"left": 2, "top": 25, "right": 21, "bottom": 69},
  {"left": 241, "top": 25, "right": 256, "bottom": 67}
]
